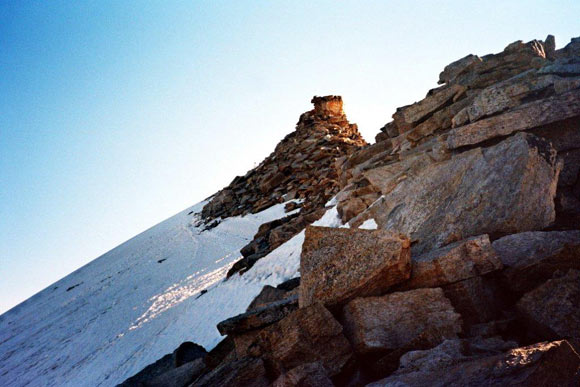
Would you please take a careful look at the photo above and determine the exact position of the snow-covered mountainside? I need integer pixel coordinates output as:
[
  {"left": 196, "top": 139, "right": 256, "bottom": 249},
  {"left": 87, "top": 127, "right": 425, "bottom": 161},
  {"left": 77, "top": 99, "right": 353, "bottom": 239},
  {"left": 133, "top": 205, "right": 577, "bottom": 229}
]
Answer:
[
  {"left": 0, "top": 95, "right": 365, "bottom": 387},
  {"left": 0, "top": 201, "right": 309, "bottom": 386}
]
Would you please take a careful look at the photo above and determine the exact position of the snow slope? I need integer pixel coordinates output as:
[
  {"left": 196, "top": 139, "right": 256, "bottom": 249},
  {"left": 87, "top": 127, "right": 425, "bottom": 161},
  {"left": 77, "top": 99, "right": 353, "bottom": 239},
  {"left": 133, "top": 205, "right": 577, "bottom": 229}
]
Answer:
[{"left": 0, "top": 201, "right": 315, "bottom": 387}]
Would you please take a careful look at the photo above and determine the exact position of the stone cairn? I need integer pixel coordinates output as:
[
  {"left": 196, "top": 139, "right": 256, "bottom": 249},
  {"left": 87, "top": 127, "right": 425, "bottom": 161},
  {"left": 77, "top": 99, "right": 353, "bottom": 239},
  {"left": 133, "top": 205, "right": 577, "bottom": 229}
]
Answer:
[{"left": 121, "top": 35, "right": 580, "bottom": 386}]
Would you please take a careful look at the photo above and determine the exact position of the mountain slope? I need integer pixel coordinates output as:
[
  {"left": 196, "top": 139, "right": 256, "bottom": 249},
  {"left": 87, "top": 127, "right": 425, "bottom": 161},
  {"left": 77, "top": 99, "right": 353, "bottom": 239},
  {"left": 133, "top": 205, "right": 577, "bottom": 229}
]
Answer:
[
  {"left": 0, "top": 96, "right": 364, "bottom": 387},
  {"left": 0, "top": 202, "right": 298, "bottom": 386}
]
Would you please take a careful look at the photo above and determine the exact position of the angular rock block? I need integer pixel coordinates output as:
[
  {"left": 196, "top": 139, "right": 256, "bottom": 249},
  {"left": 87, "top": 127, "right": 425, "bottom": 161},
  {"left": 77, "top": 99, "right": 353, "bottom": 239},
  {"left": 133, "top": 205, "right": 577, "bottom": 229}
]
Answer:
[
  {"left": 257, "top": 303, "right": 352, "bottom": 377},
  {"left": 341, "top": 288, "right": 462, "bottom": 354},
  {"left": 517, "top": 269, "right": 580, "bottom": 340},
  {"left": 442, "top": 276, "right": 500, "bottom": 327},
  {"left": 492, "top": 231, "right": 580, "bottom": 295},
  {"left": 368, "top": 340, "right": 580, "bottom": 387},
  {"left": 217, "top": 295, "right": 298, "bottom": 336},
  {"left": 299, "top": 226, "right": 411, "bottom": 308},
  {"left": 445, "top": 88, "right": 580, "bottom": 149},
  {"left": 192, "top": 357, "right": 269, "bottom": 387},
  {"left": 365, "top": 132, "right": 561, "bottom": 255},
  {"left": 397, "top": 234, "right": 502, "bottom": 291}
]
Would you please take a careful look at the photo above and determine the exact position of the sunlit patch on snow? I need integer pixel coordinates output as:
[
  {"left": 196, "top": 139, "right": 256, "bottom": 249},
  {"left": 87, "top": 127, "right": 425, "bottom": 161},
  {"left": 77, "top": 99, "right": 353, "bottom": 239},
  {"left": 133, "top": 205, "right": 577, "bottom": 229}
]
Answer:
[{"left": 129, "top": 255, "right": 239, "bottom": 331}]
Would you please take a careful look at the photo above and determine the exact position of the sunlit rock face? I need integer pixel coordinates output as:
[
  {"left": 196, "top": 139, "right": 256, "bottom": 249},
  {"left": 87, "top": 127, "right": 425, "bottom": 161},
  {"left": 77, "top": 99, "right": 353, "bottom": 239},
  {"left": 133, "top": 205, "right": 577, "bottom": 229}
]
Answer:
[{"left": 311, "top": 95, "right": 344, "bottom": 116}]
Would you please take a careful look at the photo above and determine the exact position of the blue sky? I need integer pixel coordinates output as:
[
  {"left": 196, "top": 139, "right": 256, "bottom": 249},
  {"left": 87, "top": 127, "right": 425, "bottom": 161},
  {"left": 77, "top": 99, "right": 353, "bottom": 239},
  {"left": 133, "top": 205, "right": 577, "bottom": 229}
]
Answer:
[{"left": 1, "top": 1, "right": 578, "bottom": 314}]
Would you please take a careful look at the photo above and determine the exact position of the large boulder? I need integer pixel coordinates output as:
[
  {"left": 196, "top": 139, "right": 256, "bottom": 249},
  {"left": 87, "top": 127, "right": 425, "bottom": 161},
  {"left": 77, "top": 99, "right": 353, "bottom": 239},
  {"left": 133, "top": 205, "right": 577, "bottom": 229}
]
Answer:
[
  {"left": 257, "top": 303, "right": 353, "bottom": 378},
  {"left": 299, "top": 226, "right": 411, "bottom": 308},
  {"left": 517, "top": 269, "right": 580, "bottom": 340},
  {"left": 341, "top": 288, "right": 462, "bottom": 354},
  {"left": 357, "top": 132, "right": 561, "bottom": 255},
  {"left": 369, "top": 340, "right": 580, "bottom": 386},
  {"left": 492, "top": 231, "right": 580, "bottom": 295},
  {"left": 396, "top": 235, "right": 502, "bottom": 291}
]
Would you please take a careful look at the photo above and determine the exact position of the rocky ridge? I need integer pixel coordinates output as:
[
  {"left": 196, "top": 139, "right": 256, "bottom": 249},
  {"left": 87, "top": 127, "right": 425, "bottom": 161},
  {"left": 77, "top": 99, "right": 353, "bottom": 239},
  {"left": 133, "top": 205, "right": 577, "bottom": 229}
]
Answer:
[
  {"left": 201, "top": 95, "right": 366, "bottom": 276},
  {"left": 120, "top": 34, "right": 580, "bottom": 386}
]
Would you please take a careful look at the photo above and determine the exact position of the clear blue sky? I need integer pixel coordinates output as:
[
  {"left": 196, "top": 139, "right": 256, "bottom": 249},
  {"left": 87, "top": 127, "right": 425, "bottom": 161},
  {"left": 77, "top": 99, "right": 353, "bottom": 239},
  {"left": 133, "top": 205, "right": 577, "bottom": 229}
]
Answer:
[{"left": 1, "top": 1, "right": 578, "bottom": 314}]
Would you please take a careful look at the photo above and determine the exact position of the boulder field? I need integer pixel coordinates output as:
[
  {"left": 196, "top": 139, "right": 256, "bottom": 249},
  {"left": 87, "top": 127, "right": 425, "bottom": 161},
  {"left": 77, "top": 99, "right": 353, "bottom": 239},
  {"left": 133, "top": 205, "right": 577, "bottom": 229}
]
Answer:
[{"left": 120, "top": 34, "right": 580, "bottom": 386}]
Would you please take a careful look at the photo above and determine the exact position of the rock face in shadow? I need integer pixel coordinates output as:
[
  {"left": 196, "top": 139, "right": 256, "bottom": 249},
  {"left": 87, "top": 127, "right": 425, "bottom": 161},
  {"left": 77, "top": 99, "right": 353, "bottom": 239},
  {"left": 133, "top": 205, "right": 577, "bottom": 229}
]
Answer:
[
  {"left": 493, "top": 230, "right": 580, "bottom": 295},
  {"left": 341, "top": 288, "right": 462, "bottom": 354},
  {"left": 517, "top": 269, "right": 580, "bottom": 340},
  {"left": 271, "top": 362, "right": 333, "bottom": 387},
  {"left": 368, "top": 340, "right": 580, "bottom": 387},
  {"left": 256, "top": 303, "right": 353, "bottom": 378},
  {"left": 360, "top": 132, "right": 561, "bottom": 255},
  {"left": 299, "top": 226, "right": 411, "bottom": 308},
  {"left": 396, "top": 234, "right": 502, "bottom": 291}
]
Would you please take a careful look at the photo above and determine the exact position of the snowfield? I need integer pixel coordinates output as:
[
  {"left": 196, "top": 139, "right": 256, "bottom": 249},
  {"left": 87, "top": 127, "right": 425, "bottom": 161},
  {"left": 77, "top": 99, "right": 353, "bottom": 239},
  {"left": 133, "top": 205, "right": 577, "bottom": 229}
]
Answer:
[{"left": 0, "top": 200, "right": 344, "bottom": 387}]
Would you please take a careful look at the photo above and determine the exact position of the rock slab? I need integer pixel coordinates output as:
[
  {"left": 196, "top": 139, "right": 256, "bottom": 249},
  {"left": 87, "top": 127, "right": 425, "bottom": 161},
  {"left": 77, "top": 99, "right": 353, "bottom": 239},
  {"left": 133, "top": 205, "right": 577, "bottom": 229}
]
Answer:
[
  {"left": 341, "top": 288, "right": 462, "bottom": 354},
  {"left": 365, "top": 132, "right": 561, "bottom": 255},
  {"left": 299, "top": 226, "right": 411, "bottom": 308}
]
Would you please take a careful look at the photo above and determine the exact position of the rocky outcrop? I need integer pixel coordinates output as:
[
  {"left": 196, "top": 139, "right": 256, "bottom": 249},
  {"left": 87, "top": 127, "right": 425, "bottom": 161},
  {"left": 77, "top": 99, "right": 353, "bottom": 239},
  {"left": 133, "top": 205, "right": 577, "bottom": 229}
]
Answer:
[
  {"left": 396, "top": 234, "right": 502, "bottom": 291},
  {"left": 299, "top": 226, "right": 411, "bottom": 308},
  {"left": 517, "top": 269, "right": 580, "bottom": 340},
  {"left": 369, "top": 340, "right": 580, "bottom": 386},
  {"left": 272, "top": 362, "right": 333, "bottom": 387},
  {"left": 125, "top": 34, "right": 580, "bottom": 387},
  {"left": 353, "top": 132, "right": 561, "bottom": 254},
  {"left": 203, "top": 96, "right": 367, "bottom": 277},
  {"left": 256, "top": 303, "right": 353, "bottom": 378},
  {"left": 492, "top": 230, "right": 580, "bottom": 295},
  {"left": 118, "top": 342, "right": 206, "bottom": 387},
  {"left": 338, "top": 35, "right": 580, "bottom": 232}
]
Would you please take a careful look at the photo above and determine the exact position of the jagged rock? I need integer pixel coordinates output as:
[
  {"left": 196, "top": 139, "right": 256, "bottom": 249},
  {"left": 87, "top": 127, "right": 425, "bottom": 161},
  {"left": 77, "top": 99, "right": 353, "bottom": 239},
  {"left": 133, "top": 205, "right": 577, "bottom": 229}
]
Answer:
[
  {"left": 272, "top": 362, "right": 333, "bottom": 387},
  {"left": 146, "top": 358, "right": 205, "bottom": 387},
  {"left": 299, "top": 226, "right": 411, "bottom": 308},
  {"left": 441, "top": 276, "right": 500, "bottom": 327},
  {"left": 531, "top": 115, "right": 580, "bottom": 152},
  {"left": 217, "top": 295, "right": 298, "bottom": 336},
  {"left": 396, "top": 235, "right": 502, "bottom": 291},
  {"left": 539, "top": 57, "right": 580, "bottom": 76},
  {"left": 356, "top": 132, "right": 561, "bottom": 255},
  {"left": 492, "top": 231, "right": 580, "bottom": 296},
  {"left": 445, "top": 88, "right": 580, "bottom": 150},
  {"left": 246, "top": 285, "right": 290, "bottom": 312},
  {"left": 404, "top": 93, "right": 474, "bottom": 142},
  {"left": 341, "top": 288, "right": 462, "bottom": 354},
  {"left": 394, "top": 337, "right": 517, "bottom": 375},
  {"left": 119, "top": 342, "right": 206, "bottom": 387},
  {"left": 463, "top": 70, "right": 575, "bottom": 123},
  {"left": 191, "top": 357, "right": 269, "bottom": 387},
  {"left": 204, "top": 337, "right": 235, "bottom": 370},
  {"left": 392, "top": 84, "right": 465, "bottom": 133},
  {"left": 438, "top": 54, "right": 482, "bottom": 85},
  {"left": 257, "top": 303, "right": 352, "bottom": 378},
  {"left": 201, "top": 95, "right": 366, "bottom": 277},
  {"left": 448, "top": 38, "right": 548, "bottom": 90},
  {"left": 559, "top": 149, "right": 580, "bottom": 187},
  {"left": 369, "top": 340, "right": 580, "bottom": 386},
  {"left": 275, "top": 277, "right": 300, "bottom": 291},
  {"left": 517, "top": 269, "right": 580, "bottom": 340}
]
